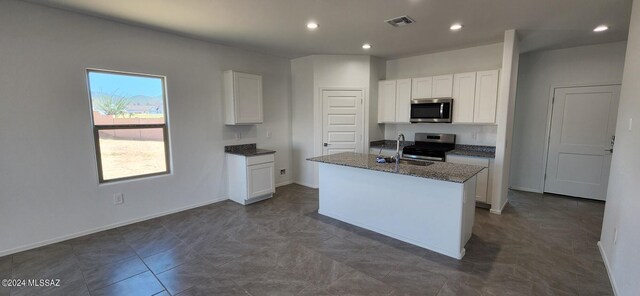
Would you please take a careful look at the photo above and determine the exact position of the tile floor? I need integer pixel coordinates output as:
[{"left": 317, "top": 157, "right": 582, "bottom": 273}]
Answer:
[{"left": 0, "top": 184, "right": 612, "bottom": 295}]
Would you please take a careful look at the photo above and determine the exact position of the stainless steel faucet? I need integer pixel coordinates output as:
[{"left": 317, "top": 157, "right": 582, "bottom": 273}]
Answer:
[{"left": 394, "top": 133, "right": 405, "bottom": 167}]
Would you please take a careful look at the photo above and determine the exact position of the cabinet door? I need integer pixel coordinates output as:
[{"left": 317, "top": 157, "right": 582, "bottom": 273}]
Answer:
[
  {"left": 395, "top": 79, "right": 412, "bottom": 123},
  {"left": 247, "top": 162, "right": 275, "bottom": 199},
  {"left": 452, "top": 72, "right": 476, "bottom": 123},
  {"left": 432, "top": 75, "right": 453, "bottom": 97},
  {"left": 378, "top": 80, "right": 397, "bottom": 123},
  {"left": 411, "top": 76, "right": 433, "bottom": 99},
  {"left": 234, "top": 72, "right": 263, "bottom": 124},
  {"left": 446, "top": 155, "right": 490, "bottom": 203},
  {"left": 475, "top": 168, "right": 489, "bottom": 203},
  {"left": 474, "top": 70, "right": 499, "bottom": 123}
]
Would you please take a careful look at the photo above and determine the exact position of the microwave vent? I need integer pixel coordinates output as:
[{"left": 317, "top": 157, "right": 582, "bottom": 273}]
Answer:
[{"left": 385, "top": 15, "right": 415, "bottom": 27}]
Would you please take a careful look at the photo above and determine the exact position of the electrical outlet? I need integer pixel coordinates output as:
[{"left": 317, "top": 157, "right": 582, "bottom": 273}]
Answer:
[
  {"left": 113, "top": 193, "right": 124, "bottom": 205},
  {"left": 280, "top": 169, "right": 286, "bottom": 175},
  {"left": 614, "top": 228, "right": 618, "bottom": 244},
  {"left": 266, "top": 131, "right": 272, "bottom": 139},
  {"left": 235, "top": 132, "right": 241, "bottom": 140}
]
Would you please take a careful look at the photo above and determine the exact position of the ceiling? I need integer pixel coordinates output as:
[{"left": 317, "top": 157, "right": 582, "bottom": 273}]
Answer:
[{"left": 26, "top": 0, "right": 632, "bottom": 59}]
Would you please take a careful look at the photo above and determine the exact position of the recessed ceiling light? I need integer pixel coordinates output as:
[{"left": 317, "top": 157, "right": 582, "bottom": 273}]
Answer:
[
  {"left": 593, "top": 25, "right": 609, "bottom": 32},
  {"left": 306, "top": 22, "right": 319, "bottom": 30},
  {"left": 450, "top": 23, "right": 463, "bottom": 31},
  {"left": 362, "top": 43, "right": 371, "bottom": 50}
]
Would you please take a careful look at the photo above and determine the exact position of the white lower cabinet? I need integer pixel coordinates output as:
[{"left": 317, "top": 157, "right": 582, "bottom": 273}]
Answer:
[
  {"left": 227, "top": 153, "right": 275, "bottom": 205},
  {"left": 446, "top": 154, "right": 493, "bottom": 204}
]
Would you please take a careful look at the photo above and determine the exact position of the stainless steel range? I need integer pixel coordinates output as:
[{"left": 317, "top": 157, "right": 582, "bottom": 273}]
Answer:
[{"left": 402, "top": 133, "right": 456, "bottom": 162}]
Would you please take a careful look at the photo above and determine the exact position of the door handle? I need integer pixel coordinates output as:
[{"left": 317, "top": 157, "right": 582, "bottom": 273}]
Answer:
[
  {"left": 324, "top": 143, "right": 330, "bottom": 147},
  {"left": 605, "top": 148, "right": 613, "bottom": 153}
]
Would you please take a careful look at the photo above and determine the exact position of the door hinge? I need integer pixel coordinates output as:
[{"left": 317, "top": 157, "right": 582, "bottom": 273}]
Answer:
[{"left": 552, "top": 96, "right": 555, "bottom": 104}]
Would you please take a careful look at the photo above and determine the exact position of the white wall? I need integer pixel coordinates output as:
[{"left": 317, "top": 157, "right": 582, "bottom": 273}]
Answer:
[
  {"left": 290, "top": 56, "right": 315, "bottom": 188},
  {"left": 509, "top": 42, "right": 627, "bottom": 192},
  {"left": 386, "top": 43, "right": 504, "bottom": 79},
  {"left": 599, "top": 1, "right": 640, "bottom": 294},
  {"left": 384, "top": 124, "right": 497, "bottom": 145},
  {"left": 290, "top": 55, "right": 372, "bottom": 188},
  {"left": 369, "top": 56, "right": 386, "bottom": 142},
  {"left": 491, "top": 30, "right": 520, "bottom": 214},
  {"left": 0, "top": 0, "right": 292, "bottom": 255},
  {"left": 384, "top": 43, "right": 503, "bottom": 144}
]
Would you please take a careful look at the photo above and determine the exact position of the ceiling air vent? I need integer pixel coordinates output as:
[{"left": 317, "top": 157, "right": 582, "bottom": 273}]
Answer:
[{"left": 385, "top": 15, "right": 415, "bottom": 27}]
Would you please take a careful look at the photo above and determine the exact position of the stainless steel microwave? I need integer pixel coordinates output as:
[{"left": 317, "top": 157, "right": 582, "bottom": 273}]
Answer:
[{"left": 410, "top": 98, "right": 453, "bottom": 123}]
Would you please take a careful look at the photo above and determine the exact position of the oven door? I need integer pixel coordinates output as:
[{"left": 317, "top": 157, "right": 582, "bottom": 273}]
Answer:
[{"left": 410, "top": 98, "right": 453, "bottom": 123}]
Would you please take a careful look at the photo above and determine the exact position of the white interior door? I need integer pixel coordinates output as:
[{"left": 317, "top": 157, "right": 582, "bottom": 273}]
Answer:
[
  {"left": 322, "top": 90, "right": 364, "bottom": 155},
  {"left": 545, "top": 85, "right": 620, "bottom": 200}
]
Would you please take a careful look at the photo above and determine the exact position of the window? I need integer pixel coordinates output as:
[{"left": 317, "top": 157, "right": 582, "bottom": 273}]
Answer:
[{"left": 87, "top": 69, "right": 171, "bottom": 183}]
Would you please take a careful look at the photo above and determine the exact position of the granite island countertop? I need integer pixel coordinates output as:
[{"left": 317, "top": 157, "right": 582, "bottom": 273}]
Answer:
[
  {"left": 307, "top": 152, "right": 484, "bottom": 183},
  {"left": 446, "top": 145, "right": 496, "bottom": 158},
  {"left": 225, "top": 143, "right": 276, "bottom": 156}
]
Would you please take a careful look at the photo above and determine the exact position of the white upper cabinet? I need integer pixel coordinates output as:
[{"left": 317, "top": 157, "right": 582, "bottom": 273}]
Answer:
[
  {"left": 378, "top": 80, "right": 397, "bottom": 123},
  {"left": 432, "top": 74, "right": 454, "bottom": 97},
  {"left": 377, "top": 69, "right": 499, "bottom": 125},
  {"left": 411, "top": 76, "right": 433, "bottom": 99},
  {"left": 452, "top": 72, "right": 477, "bottom": 123},
  {"left": 224, "top": 70, "right": 263, "bottom": 125},
  {"left": 474, "top": 70, "right": 500, "bottom": 124},
  {"left": 395, "top": 79, "right": 412, "bottom": 123}
]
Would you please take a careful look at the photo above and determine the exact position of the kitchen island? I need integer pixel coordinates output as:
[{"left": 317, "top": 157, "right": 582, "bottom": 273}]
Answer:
[{"left": 307, "top": 152, "right": 484, "bottom": 259}]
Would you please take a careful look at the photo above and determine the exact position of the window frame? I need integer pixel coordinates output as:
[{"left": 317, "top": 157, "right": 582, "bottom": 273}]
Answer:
[{"left": 86, "top": 68, "right": 171, "bottom": 184}]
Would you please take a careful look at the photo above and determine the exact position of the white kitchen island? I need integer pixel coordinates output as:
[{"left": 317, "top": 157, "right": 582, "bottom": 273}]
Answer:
[{"left": 308, "top": 152, "right": 483, "bottom": 259}]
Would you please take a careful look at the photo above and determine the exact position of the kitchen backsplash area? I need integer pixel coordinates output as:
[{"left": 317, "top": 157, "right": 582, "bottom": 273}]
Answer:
[{"left": 384, "top": 123, "right": 497, "bottom": 146}]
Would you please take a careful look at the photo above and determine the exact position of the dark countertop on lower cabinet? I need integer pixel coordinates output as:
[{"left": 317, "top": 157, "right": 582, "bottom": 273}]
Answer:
[
  {"left": 369, "top": 140, "right": 414, "bottom": 149},
  {"left": 225, "top": 143, "right": 276, "bottom": 157},
  {"left": 447, "top": 145, "right": 496, "bottom": 159}
]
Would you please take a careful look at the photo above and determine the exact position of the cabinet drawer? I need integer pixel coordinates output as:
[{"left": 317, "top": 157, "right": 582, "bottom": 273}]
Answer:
[
  {"left": 247, "top": 154, "right": 274, "bottom": 166},
  {"left": 446, "top": 155, "right": 489, "bottom": 167}
]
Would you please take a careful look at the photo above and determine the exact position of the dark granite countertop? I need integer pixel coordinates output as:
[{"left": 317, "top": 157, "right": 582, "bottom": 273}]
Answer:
[
  {"left": 225, "top": 144, "right": 276, "bottom": 156},
  {"left": 370, "top": 140, "right": 414, "bottom": 149},
  {"left": 307, "top": 152, "right": 484, "bottom": 183},
  {"left": 369, "top": 140, "right": 415, "bottom": 151},
  {"left": 447, "top": 145, "right": 496, "bottom": 158}
]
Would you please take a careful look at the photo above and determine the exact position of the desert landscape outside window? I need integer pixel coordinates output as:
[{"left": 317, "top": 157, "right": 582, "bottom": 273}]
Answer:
[{"left": 87, "top": 69, "right": 171, "bottom": 183}]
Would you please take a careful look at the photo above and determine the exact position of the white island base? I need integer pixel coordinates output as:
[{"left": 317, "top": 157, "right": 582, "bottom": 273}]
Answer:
[{"left": 318, "top": 163, "right": 477, "bottom": 259}]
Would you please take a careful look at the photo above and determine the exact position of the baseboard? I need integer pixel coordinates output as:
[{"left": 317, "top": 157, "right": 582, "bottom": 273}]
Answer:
[
  {"left": 509, "top": 185, "right": 542, "bottom": 193},
  {"left": 475, "top": 202, "right": 491, "bottom": 209},
  {"left": 489, "top": 198, "right": 508, "bottom": 215},
  {"left": 598, "top": 241, "right": 619, "bottom": 296},
  {"left": 0, "top": 196, "right": 228, "bottom": 257},
  {"left": 275, "top": 180, "right": 293, "bottom": 187},
  {"left": 293, "top": 181, "right": 318, "bottom": 189}
]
